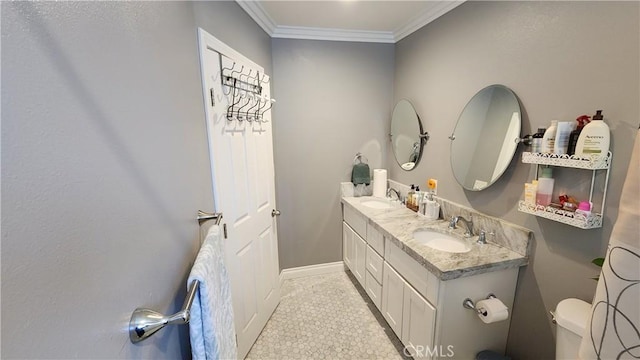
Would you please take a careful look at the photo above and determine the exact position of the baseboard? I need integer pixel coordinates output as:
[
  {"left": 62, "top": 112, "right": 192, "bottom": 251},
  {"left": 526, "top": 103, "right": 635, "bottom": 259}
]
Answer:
[{"left": 280, "top": 261, "right": 345, "bottom": 281}]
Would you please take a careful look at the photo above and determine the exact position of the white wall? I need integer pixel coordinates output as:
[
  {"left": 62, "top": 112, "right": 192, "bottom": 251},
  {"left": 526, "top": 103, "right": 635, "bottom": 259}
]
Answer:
[
  {"left": 271, "top": 39, "right": 394, "bottom": 269},
  {"left": 391, "top": 2, "right": 639, "bottom": 358},
  {"left": 1, "top": 1, "right": 271, "bottom": 358}
]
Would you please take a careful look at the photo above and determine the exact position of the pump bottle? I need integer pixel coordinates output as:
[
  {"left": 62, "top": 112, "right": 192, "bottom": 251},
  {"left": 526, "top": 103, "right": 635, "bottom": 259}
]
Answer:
[{"left": 567, "top": 115, "right": 590, "bottom": 156}]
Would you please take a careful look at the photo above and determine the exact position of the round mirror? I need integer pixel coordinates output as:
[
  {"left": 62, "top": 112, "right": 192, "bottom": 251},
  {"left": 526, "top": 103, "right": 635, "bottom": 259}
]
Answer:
[
  {"left": 450, "top": 85, "right": 521, "bottom": 191},
  {"left": 391, "top": 100, "right": 427, "bottom": 171}
]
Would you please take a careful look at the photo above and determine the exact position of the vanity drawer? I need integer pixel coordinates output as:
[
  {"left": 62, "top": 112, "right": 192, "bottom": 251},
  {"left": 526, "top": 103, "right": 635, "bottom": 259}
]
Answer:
[
  {"left": 365, "top": 270, "right": 382, "bottom": 310},
  {"left": 366, "top": 223, "right": 384, "bottom": 255},
  {"left": 344, "top": 206, "right": 367, "bottom": 239},
  {"left": 366, "top": 245, "right": 384, "bottom": 284},
  {"left": 385, "top": 240, "right": 440, "bottom": 306}
]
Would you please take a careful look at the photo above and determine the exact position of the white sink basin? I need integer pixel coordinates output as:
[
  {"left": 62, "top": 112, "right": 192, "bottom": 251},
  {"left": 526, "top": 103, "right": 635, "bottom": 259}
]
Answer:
[
  {"left": 361, "top": 198, "right": 393, "bottom": 209},
  {"left": 413, "top": 230, "right": 471, "bottom": 253}
]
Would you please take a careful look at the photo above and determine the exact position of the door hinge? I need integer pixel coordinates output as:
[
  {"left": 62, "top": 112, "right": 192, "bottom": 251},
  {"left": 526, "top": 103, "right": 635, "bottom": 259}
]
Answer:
[
  {"left": 210, "top": 88, "right": 215, "bottom": 107},
  {"left": 223, "top": 223, "right": 228, "bottom": 239}
]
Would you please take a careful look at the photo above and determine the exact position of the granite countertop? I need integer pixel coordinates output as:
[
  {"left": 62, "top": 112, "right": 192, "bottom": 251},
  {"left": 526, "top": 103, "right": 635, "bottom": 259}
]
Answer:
[{"left": 341, "top": 196, "right": 528, "bottom": 281}]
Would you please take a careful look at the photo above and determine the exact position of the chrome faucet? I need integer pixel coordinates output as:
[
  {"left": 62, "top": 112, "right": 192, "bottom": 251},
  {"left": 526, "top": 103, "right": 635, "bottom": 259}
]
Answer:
[
  {"left": 386, "top": 187, "right": 401, "bottom": 202},
  {"left": 449, "top": 215, "right": 474, "bottom": 237}
]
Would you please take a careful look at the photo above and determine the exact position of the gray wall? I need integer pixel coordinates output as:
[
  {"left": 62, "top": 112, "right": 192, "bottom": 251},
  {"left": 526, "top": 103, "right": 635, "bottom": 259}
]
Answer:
[
  {"left": 271, "top": 39, "right": 394, "bottom": 269},
  {"left": 1, "top": 1, "right": 270, "bottom": 358},
  {"left": 391, "top": 2, "right": 639, "bottom": 359}
]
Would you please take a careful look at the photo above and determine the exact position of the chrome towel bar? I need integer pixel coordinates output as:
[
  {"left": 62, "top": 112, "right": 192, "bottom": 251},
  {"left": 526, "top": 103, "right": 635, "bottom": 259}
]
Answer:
[
  {"left": 129, "top": 279, "right": 200, "bottom": 343},
  {"left": 129, "top": 211, "right": 222, "bottom": 343},
  {"left": 197, "top": 210, "right": 222, "bottom": 226}
]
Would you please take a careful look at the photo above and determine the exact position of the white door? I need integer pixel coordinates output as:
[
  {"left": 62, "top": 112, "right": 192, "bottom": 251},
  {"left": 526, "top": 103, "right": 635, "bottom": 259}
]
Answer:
[{"left": 197, "top": 29, "right": 280, "bottom": 359}]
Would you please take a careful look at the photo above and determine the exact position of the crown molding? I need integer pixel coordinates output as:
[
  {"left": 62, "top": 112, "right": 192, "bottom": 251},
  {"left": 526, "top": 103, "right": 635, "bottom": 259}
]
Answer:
[
  {"left": 236, "top": 0, "right": 465, "bottom": 44},
  {"left": 393, "top": 1, "right": 465, "bottom": 42},
  {"left": 235, "top": 0, "right": 277, "bottom": 35},
  {"left": 272, "top": 26, "right": 395, "bottom": 43}
]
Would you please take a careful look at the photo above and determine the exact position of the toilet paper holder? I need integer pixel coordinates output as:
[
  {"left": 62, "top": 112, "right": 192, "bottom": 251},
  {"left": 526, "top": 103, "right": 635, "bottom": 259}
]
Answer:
[{"left": 463, "top": 293, "right": 496, "bottom": 316}]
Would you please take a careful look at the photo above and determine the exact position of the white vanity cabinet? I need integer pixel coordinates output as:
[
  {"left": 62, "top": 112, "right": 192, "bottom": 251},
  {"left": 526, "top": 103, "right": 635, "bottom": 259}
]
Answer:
[
  {"left": 342, "top": 221, "right": 366, "bottom": 287},
  {"left": 382, "top": 243, "right": 438, "bottom": 359},
  {"left": 343, "top": 207, "right": 387, "bottom": 310},
  {"left": 342, "top": 201, "right": 520, "bottom": 359},
  {"left": 382, "top": 261, "right": 437, "bottom": 358}
]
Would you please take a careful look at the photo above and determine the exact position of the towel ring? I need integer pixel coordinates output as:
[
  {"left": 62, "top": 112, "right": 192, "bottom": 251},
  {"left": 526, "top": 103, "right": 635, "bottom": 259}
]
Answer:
[{"left": 353, "top": 152, "right": 368, "bottom": 165}]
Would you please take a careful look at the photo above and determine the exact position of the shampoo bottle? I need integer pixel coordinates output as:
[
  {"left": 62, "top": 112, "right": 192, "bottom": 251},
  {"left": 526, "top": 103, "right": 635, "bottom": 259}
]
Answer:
[
  {"left": 542, "top": 120, "right": 558, "bottom": 153},
  {"left": 531, "top": 128, "right": 546, "bottom": 153},
  {"left": 536, "top": 167, "right": 555, "bottom": 206},
  {"left": 567, "top": 115, "right": 590, "bottom": 156},
  {"left": 575, "top": 110, "right": 610, "bottom": 158}
]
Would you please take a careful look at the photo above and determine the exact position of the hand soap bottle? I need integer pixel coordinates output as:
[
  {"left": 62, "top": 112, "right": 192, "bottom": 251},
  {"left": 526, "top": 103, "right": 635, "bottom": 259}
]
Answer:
[
  {"left": 536, "top": 167, "right": 555, "bottom": 206},
  {"left": 575, "top": 110, "right": 610, "bottom": 158}
]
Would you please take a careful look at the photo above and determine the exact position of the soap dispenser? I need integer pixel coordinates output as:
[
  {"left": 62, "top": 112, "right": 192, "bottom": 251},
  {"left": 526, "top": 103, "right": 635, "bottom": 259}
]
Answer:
[
  {"left": 424, "top": 192, "right": 440, "bottom": 220},
  {"left": 407, "top": 185, "right": 415, "bottom": 210}
]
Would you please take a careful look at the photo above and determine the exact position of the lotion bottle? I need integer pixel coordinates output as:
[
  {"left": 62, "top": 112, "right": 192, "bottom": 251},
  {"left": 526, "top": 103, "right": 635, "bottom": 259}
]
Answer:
[
  {"left": 575, "top": 110, "right": 610, "bottom": 158},
  {"left": 542, "top": 120, "right": 558, "bottom": 153}
]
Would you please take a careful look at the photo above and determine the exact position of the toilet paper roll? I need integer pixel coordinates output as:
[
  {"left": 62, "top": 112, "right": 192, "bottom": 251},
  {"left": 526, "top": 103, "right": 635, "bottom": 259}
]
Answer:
[
  {"left": 372, "top": 169, "right": 387, "bottom": 198},
  {"left": 476, "top": 298, "right": 509, "bottom": 324}
]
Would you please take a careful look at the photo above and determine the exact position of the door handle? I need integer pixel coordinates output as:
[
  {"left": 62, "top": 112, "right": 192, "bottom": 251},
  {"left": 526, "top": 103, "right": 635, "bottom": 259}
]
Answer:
[{"left": 272, "top": 209, "right": 281, "bottom": 217}]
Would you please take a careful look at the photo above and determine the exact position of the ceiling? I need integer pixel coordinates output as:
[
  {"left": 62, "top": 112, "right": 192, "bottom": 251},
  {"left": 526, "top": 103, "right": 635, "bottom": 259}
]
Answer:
[{"left": 236, "top": 1, "right": 465, "bottom": 43}]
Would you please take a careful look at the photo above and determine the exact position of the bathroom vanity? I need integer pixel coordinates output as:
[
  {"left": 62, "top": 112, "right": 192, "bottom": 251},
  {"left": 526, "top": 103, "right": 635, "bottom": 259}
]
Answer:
[{"left": 342, "top": 196, "right": 531, "bottom": 359}]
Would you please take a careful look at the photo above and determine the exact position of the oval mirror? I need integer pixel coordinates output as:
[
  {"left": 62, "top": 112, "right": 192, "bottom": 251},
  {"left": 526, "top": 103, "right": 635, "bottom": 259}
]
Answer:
[
  {"left": 391, "top": 100, "right": 428, "bottom": 171},
  {"left": 450, "top": 85, "right": 521, "bottom": 191}
]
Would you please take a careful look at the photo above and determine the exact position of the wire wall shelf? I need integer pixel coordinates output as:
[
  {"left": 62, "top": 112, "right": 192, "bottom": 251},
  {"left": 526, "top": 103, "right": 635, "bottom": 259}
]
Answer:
[{"left": 518, "top": 201, "right": 603, "bottom": 229}]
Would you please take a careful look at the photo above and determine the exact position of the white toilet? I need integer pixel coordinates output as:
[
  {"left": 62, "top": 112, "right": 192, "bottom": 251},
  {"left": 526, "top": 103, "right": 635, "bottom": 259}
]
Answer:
[{"left": 555, "top": 298, "right": 592, "bottom": 359}]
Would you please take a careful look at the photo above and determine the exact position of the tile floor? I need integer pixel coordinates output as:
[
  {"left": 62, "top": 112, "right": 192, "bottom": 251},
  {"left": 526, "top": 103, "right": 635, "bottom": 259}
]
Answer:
[{"left": 245, "top": 271, "right": 409, "bottom": 360}]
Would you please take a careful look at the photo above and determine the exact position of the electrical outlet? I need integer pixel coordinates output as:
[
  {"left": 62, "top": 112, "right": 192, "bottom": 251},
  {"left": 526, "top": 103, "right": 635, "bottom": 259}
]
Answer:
[{"left": 427, "top": 178, "right": 438, "bottom": 195}]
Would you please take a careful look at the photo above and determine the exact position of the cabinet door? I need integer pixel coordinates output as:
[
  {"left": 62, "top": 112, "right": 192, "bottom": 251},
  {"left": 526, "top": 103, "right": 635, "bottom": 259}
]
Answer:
[
  {"left": 382, "top": 262, "right": 406, "bottom": 337},
  {"left": 402, "top": 284, "right": 436, "bottom": 359},
  {"left": 342, "top": 222, "right": 354, "bottom": 271},
  {"left": 353, "top": 232, "right": 366, "bottom": 287}
]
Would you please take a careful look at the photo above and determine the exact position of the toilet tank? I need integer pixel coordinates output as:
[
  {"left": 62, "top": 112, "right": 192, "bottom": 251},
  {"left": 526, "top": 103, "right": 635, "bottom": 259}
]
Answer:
[{"left": 555, "top": 298, "right": 591, "bottom": 360}]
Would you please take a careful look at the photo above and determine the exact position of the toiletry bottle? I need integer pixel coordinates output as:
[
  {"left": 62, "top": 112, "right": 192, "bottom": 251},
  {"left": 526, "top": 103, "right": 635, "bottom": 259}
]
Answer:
[
  {"left": 542, "top": 120, "right": 558, "bottom": 153},
  {"left": 425, "top": 192, "right": 439, "bottom": 220},
  {"left": 536, "top": 167, "right": 555, "bottom": 206},
  {"left": 567, "top": 115, "right": 590, "bottom": 156},
  {"left": 575, "top": 110, "right": 610, "bottom": 158},
  {"left": 407, "top": 185, "right": 415, "bottom": 210},
  {"left": 524, "top": 181, "right": 538, "bottom": 206},
  {"left": 575, "top": 201, "right": 592, "bottom": 218},
  {"left": 531, "top": 128, "right": 546, "bottom": 153},
  {"left": 413, "top": 186, "right": 421, "bottom": 211},
  {"left": 418, "top": 191, "right": 426, "bottom": 215},
  {"left": 554, "top": 122, "right": 576, "bottom": 155}
]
